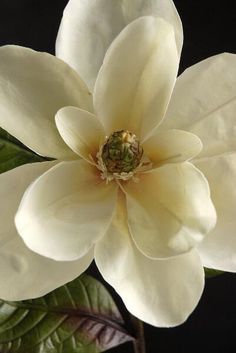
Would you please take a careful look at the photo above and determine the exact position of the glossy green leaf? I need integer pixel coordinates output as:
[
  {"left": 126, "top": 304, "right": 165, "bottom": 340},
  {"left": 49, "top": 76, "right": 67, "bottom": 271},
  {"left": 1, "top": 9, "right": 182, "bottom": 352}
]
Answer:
[
  {"left": 0, "top": 127, "right": 45, "bottom": 174},
  {"left": 204, "top": 267, "right": 224, "bottom": 278},
  {"left": 0, "top": 274, "right": 133, "bottom": 353}
]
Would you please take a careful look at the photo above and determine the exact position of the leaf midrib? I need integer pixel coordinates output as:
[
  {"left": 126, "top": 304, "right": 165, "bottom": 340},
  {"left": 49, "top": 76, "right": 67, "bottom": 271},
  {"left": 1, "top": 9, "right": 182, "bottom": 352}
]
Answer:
[{"left": 1, "top": 301, "right": 129, "bottom": 336}]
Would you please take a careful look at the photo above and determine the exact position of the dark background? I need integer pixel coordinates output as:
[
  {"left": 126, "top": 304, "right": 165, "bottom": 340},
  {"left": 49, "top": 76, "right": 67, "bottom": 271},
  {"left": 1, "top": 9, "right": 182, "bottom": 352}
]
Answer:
[{"left": 1, "top": 1, "right": 236, "bottom": 352}]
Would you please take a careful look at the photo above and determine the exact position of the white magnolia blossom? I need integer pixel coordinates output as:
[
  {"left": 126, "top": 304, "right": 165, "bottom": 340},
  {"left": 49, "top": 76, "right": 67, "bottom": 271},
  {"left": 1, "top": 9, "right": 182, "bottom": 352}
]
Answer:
[{"left": 0, "top": 0, "right": 235, "bottom": 327}]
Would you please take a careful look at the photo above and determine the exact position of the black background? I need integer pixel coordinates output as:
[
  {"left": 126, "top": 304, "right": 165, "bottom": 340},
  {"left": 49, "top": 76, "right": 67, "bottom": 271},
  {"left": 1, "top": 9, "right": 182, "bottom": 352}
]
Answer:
[{"left": 1, "top": 1, "right": 236, "bottom": 352}]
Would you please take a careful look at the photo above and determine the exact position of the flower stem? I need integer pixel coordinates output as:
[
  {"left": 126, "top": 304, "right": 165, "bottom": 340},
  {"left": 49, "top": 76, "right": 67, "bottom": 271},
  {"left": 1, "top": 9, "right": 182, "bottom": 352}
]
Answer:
[{"left": 130, "top": 315, "right": 146, "bottom": 353}]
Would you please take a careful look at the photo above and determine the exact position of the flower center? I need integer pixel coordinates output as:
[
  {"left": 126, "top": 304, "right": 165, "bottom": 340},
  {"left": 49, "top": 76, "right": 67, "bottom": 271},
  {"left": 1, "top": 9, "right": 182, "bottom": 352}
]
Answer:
[
  {"left": 102, "top": 130, "right": 143, "bottom": 173},
  {"left": 97, "top": 130, "right": 147, "bottom": 181}
]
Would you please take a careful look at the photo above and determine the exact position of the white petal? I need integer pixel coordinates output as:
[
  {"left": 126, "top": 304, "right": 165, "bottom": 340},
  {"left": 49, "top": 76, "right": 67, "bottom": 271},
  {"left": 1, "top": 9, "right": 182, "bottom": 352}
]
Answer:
[
  {"left": 95, "top": 197, "right": 204, "bottom": 327},
  {"left": 55, "top": 106, "right": 105, "bottom": 163},
  {"left": 0, "top": 45, "right": 92, "bottom": 159},
  {"left": 56, "top": 0, "right": 182, "bottom": 91},
  {"left": 122, "top": 0, "right": 182, "bottom": 56},
  {"left": 195, "top": 153, "right": 236, "bottom": 272},
  {"left": 161, "top": 53, "right": 236, "bottom": 158},
  {"left": 123, "top": 162, "right": 216, "bottom": 259},
  {"left": 142, "top": 129, "right": 202, "bottom": 167},
  {"left": 0, "top": 162, "right": 93, "bottom": 300},
  {"left": 15, "top": 160, "right": 117, "bottom": 261},
  {"left": 94, "top": 17, "right": 179, "bottom": 140}
]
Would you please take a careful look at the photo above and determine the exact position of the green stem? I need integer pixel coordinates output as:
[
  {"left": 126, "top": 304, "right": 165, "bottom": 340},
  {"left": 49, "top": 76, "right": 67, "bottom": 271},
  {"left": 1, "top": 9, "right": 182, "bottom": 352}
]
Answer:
[{"left": 130, "top": 315, "right": 146, "bottom": 353}]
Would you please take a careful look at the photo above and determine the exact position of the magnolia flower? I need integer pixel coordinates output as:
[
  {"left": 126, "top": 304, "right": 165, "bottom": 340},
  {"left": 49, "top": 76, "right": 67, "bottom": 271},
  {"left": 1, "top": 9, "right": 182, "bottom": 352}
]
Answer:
[{"left": 0, "top": 0, "right": 236, "bottom": 328}]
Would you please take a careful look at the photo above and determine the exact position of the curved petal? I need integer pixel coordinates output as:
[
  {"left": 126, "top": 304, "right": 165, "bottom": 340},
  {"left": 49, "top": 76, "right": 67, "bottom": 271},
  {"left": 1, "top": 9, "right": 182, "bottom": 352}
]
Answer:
[
  {"left": 94, "top": 17, "right": 179, "bottom": 141},
  {"left": 142, "top": 129, "right": 202, "bottom": 167},
  {"left": 55, "top": 106, "right": 105, "bottom": 163},
  {"left": 123, "top": 162, "right": 216, "bottom": 259},
  {"left": 56, "top": 0, "right": 182, "bottom": 91},
  {"left": 122, "top": 0, "right": 182, "bottom": 56},
  {"left": 161, "top": 53, "right": 236, "bottom": 158},
  {"left": 0, "top": 45, "right": 92, "bottom": 159},
  {"left": 15, "top": 160, "right": 117, "bottom": 261},
  {"left": 95, "top": 197, "right": 204, "bottom": 327},
  {"left": 0, "top": 162, "right": 93, "bottom": 300},
  {"left": 195, "top": 153, "right": 236, "bottom": 272}
]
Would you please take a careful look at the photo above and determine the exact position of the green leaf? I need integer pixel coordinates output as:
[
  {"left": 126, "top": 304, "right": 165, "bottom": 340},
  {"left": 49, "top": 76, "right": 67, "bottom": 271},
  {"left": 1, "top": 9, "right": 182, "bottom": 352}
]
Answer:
[
  {"left": 0, "top": 127, "right": 46, "bottom": 174},
  {"left": 204, "top": 267, "right": 224, "bottom": 278},
  {"left": 0, "top": 274, "right": 133, "bottom": 353}
]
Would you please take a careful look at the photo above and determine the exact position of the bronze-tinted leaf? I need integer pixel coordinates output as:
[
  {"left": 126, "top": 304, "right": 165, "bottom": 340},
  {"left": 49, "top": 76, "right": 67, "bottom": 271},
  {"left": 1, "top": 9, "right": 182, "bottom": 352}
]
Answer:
[{"left": 0, "top": 274, "right": 133, "bottom": 352}]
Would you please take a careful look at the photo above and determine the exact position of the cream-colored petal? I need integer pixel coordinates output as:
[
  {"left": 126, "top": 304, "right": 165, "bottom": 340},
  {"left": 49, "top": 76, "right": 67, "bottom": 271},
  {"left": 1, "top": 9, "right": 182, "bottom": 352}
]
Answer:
[
  {"left": 0, "top": 161, "right": 93, "bottom": 300},
  {"left": 0, "top": 45, "right": 92, "bottom": 159},
  {"left": 95, "top": 197, "right": 204, "bottom": 327},
  {"left": 142, "top": 129, "right": 202, "bottom": 167},
  {"left": 195, "top": 153, "right": 236, "bottom": 272},
  {"left": 15, "top": 160, "right": 117, "bottom": 261},
  {"left": 122, "top": 0, "right": 182, "bottom": 56},
  {"left": 0, "top": 240, "right": 93, "bottom": 301},
  {"left": 56, "top": 0, "right": 182, "bottom": 91},
  {"left": 161, "top": 53, "right": 236, "bottom": 158},
  {"left": 94, "top": 16, "right": 179, "bottom": 140},
  {"left": 123, "top": 162, "right": 216, "bottom": 259},
  {"left": 55, "top": 106, "right": 105, "bottom": 163}
]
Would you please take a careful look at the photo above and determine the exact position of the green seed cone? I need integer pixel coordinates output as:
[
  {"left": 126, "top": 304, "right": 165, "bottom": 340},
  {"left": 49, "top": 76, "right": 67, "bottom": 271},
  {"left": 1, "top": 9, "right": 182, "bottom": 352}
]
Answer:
[{"left": 101, "top": 130, "right": 143, "bottom": 173}]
